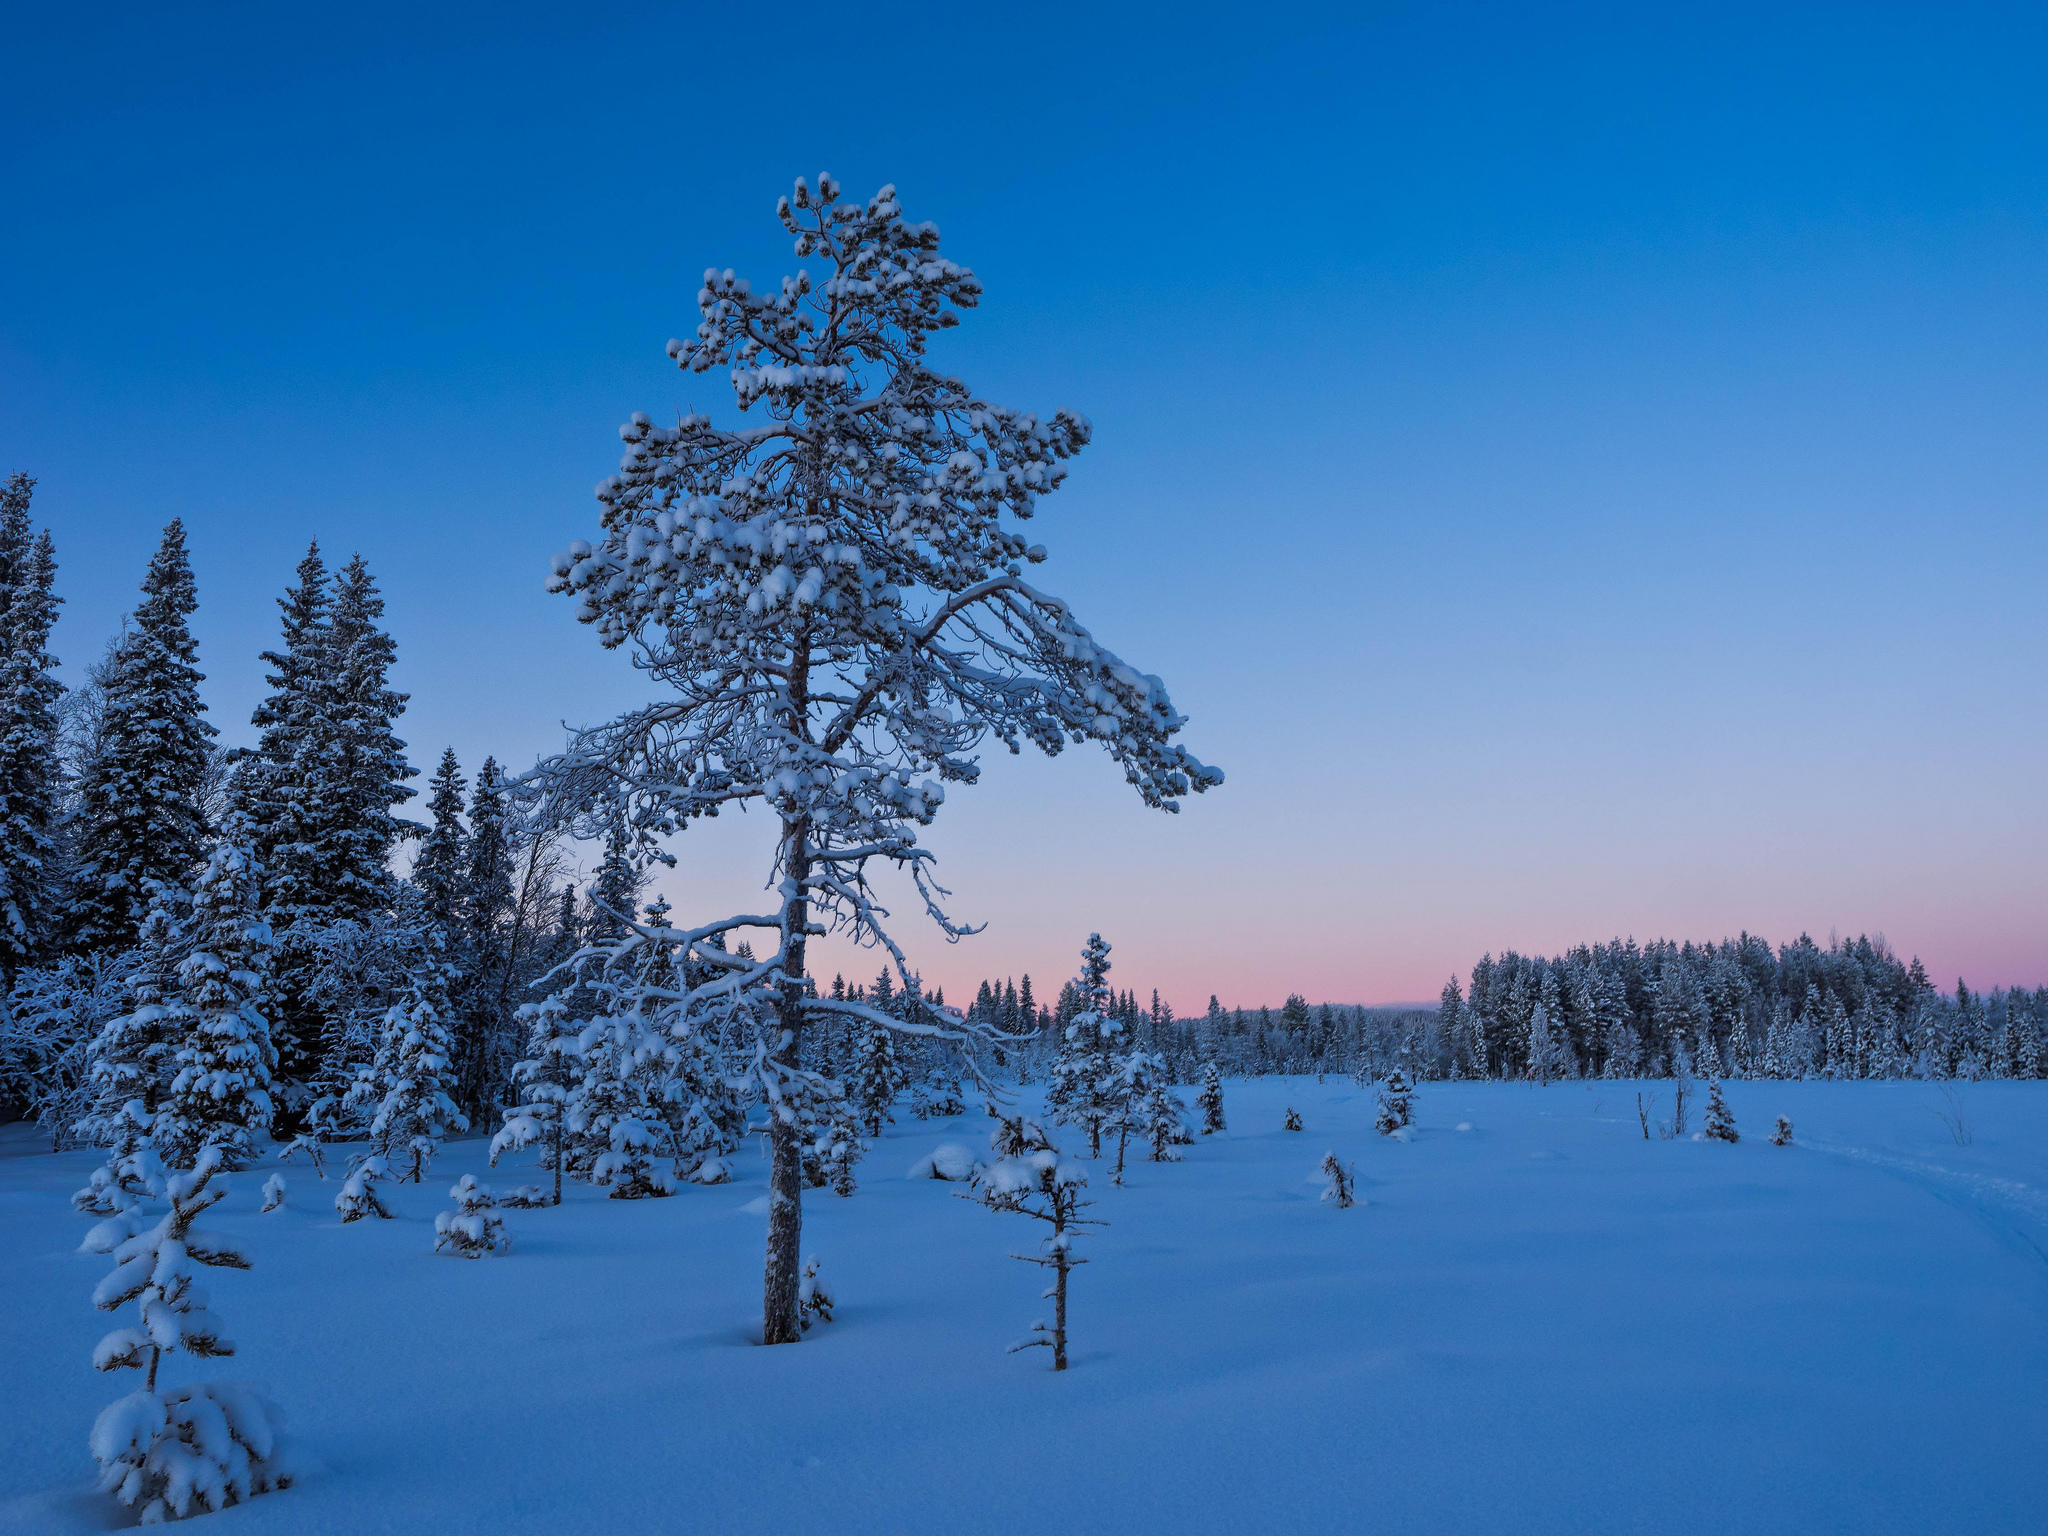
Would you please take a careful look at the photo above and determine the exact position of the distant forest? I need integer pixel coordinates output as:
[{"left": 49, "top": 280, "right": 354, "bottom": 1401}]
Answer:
[{"left": 960, "top": 932, "right": 2042, "bottom": 1085}]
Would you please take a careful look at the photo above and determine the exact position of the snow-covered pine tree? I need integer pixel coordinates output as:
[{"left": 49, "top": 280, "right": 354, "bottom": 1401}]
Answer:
[
  {"left": 68, "top": 521, "right": 218, "bottom": 954},
  {"left": 530, "top": 176, "right": 1218, "bottom": 1344},
  {"left": 798, "top": 1256, "right": 834, "bottom": 1329},
  {"left": 84, "top": 1148, "right": 290, "bottom": 1522},
  {"left": 413, "top": 749, "right": 468, "bottom": 936},
  {"left": 1702, "top": 1079, "right": 1738, "bottom": 1142},
  {"left": 851, "top": 1022, "right": 902, "bottom": 1138},
  {"left": 1525, "top": 1002, "right": 1566, "bottom": 1085},
  {"left": 433, "top": 1174, "right": 511, "bottom": 1258},
  {"left": 333, "top": 1155, "right": 393, "bottom": 1221},
  {"left": 349, "top": 901, "right": 467, "bottom": 1182},
  {"left": 72, "top": 897, "right": 188, "bottom": 1214},
  {"left": 1375, "top": 1068, "right": 1414, "bottom": 1135},
  {"left": 1049, "top": 934, "right": 1124, "bottom": 1156},
  {"left": 491, "top": 989, "right": 583, "bottom": 1205},
  {"left": 1283, "top": 1106, "right": 1303, "bottom": 1132},
  {"left": 969, "top": 1111, "right": 1101, "bottom": 1371},
  {"left": 1769, "top": 1115, "right": 1794, "bottom": 1147},
  {"left": 1140, "top": 1071, "right": 1190, "bottom": 1162},
  {"left": 564, "top": 1006, "right": 676, "bottom": 1199},
  {"left": 0, "top": 474, "right": 64, "bottom": 978},
  {"left": 322, "top": 555, "right": 413, "bottom": 922},
  {"left": 1320, "top": 1150, "right": 1356, "bottom": 1208},
  {"left": 1197, "top": 1060, "right": 1226, "bottom": 1134},
  {"left": 155, "top": 819, "right": 277, "bottom": 1172},
  {"left": 453, "top": 756, "right": 514, "bottom": 1108}
]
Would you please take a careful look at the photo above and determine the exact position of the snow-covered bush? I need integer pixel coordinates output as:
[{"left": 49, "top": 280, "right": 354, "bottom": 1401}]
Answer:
[
  {"left": 1197, "top": 1061, "right": 1226, "bottom": 1134},
  {"left": 908, "top": 1142, "right": 980, "bottom": 1182},
  {"left": 804, "top": 1113, "right": 865, "bottom": 1196},
  {"left": 1703, "top": 1081, "right": 1739, "bottom": 1143},
  {"left": 969, "top": 1112, "right": 1102, "bottom": 1371},
  {"left": 1320, "top": 1151, "right": 1356, "bottom": 1209},
  {"left": 497, "top": 1185, "right": 551, "bottom": 1209},
  {"left": 434, "top": 1174, "right": 511, "bottom": 1258},
  {"left": 334, "top": 1154, "right": 393, "bottom": 1223},
  {"left": 259, "top": 1173, "right": 286, "bottom": 1213},
  {"left": 84, "top": 1148, "right": 290, "bottom": 1522},
  {"left": 1284, "top": 1107, "right": 1303, "bottom": 1132},
  {"left": 1769, "top": 1115, "right": 1794, "bottom": 1147}
]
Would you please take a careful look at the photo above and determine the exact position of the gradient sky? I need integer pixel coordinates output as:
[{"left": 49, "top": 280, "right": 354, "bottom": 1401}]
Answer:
[{"left": 3, "top": 3, "right": 2044, "bottom": 1009}]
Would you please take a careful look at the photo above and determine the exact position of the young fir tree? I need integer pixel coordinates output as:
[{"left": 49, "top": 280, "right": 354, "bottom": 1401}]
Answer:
[
  {"left": 1375, "top": 1069, "right": 1414, "bottom": 1135},
  {"left": 433, "top": 1173, "right": 511, "bottom": 1258},
  {"left": 1048, "top": 933, "right": 1123, "bottom": 1156},
  {"left": 1702, "top": 1079, "right": 1738, "bottom": 1143},
  {"left": 851, "top": 1022, "right": 903, "bottom": 1137},
  {"left": 349, "top": 905, "right": 467, "bottom": 1183},
  {"left": 531, "top": 176, "right": 1219, "bottom": 1344},
  {"left": 1283, "top": 1106, "right": 1303, "bottom": 1132},
  {"left": 84, "top": 1148, "right": 290, "bottom": 1522},
  {"left": 1140, "top": 1074, "right": 1191, "bottom": 1161},
  {"left": 0, "top": 474, "right": 63, "bottom": 978},
  {"left": 1197, "top": 1060, "right": 1226, "bottom": 1134},
  {"left": 491, "top": 989, "right": 584, "bottom": 1205},
  {"left": 68, "top": 521, "right": 218, "bottom": 953},
  {"left": 1769, "top": 1114, "right": 1794, "bottom": 1147},
  {"left": 1320, "top": 1150, "right": 1356, "bottom": 1208},
  {"left": 969, "top": 1111, "right": 1102, "bottom": 1371},
  {"left": 72, "top": 897, "right": 188, "bottom": 1215},
  {"left": 564, "top": 1008, "right": 676, "bottom": 1199},
  {"left": 155, "top": 819, "right": 277, "bottom": 1172}
]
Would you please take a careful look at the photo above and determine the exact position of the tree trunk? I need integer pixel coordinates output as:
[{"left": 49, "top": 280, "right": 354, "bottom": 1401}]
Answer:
[{"left": 763, "top": 822, "right": 810, "bottom": 1345}]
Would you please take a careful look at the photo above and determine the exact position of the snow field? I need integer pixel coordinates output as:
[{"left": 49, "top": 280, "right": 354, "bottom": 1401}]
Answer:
[{"left": 4, "top": 1077, "right": 2046, "bottom": 1534}]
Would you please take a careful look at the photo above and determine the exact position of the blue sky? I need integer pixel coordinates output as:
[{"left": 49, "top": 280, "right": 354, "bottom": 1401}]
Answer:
[{"left": 3, "top": 2, "right": 2043, "bottom": 1006}]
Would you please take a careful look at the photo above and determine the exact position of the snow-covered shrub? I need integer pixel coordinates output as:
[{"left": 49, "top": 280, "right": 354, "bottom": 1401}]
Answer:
[
  {"left": 1769, "top": 1115, "right": 1794, "bottom": 1147},
  {"left": 259, "top": 1174, "right": 286, "bottom": 1213},
  {"left": 434, "top": 1174, "right": 510, "bottom": 1258},
  {"left": 1197, "top": 1061, "right": 1226, "bottom": 1134},
  {"left": 806, "top": 1114, "right": 865, "bottom": 1196},
  {"left": 497, "top": 1185, "right": 550, "bottom": 1209},
  {"left": 1320, "top": 1151, "right": 1356, "bottom": 1209},
  {"left": 1284, "top": 1107, "right": 1303, "bottom": 1132},
  {"left": 798, "top": 1256, "right": 834, "bottom": 1330},
  {"left": 84, "top": 1149, "right": 290, "bottom": 1522},
  {"left": 688, "top": 1154, "right": 733, "bottom": 1186},
  {"left": 908, "top": 1142, "right": 980, "bottom": 1181},
  {"left": 334, "top": 1154, "right": 393, "bottom": 1223},
  {"left": 969, "top": 1112, "right": 1102, "bottom": 1372},
  {"left": 1703, "top": 1081, "right": 1739, "bottom": 1143}
]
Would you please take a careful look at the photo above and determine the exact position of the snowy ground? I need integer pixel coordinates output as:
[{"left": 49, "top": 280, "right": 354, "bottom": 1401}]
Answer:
[{"left": 4, "top": 1078, "right": 2046, "bottom": 1535}]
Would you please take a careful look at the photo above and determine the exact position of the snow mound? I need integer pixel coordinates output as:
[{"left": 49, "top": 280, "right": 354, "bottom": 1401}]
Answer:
[{"left": 907, "top": 1143, "right": 981, "bottom": 1181}]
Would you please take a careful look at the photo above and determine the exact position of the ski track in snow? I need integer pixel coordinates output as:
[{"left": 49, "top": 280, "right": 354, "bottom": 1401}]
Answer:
[{"left": 1805, "top": 1138, "right": 2048, "bottom": 1273}]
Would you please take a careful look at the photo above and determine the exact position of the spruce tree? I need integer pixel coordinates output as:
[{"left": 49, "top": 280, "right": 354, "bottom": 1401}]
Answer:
[
  {"left": 1048, "top": 933, "right": 1122, "bottom": 1155},
  {"left": 851, "top": 1023, "right": 902, "bottom": 1137},
  {"left": 0, "top": 475, "right": 64, "bottom": 977},
  {"left": 71, "top": 897, "right": 187, "bottom": 1214},
  {"left": 69, "top": 521, "right": 217, "bottom": 952},
  {"left": 155, "top": 818, "right": 277, "bottom": 1172},
  {"left": 348, "top": 903, "right": 467, "bottom": 1182},
  {"left": 1197, "top": 1060, "right": 1226, "bottom": 1134},
  {"left": 323, "top": 555, "right": 413, "bottom": 922},
  {"left": 413, "top": 749, "right": 468, "bottom": 935},
  {"left": 1703, "top": 1079, "right": 1738, "bottom": 1142}
]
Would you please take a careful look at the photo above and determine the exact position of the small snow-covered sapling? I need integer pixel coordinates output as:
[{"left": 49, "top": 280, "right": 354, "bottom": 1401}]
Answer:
[
  {"left": 334, "top": 1154, "right": 393, "bottom": 1223},
  {"left": 968, "top": 1111, "right": 1104, "bottom": 1371},
  {"left": 798, "top": 1256, "right": 834, "bottom": 1329},
  {"left": 1320, "top": 1151, "right": 1356, "bottom": 1209},
  {"left": 1284, "top": 1108, "right": 1303, "bottom": 1132},
  {"left": 433, "top": 1174, "right": 510, "bottom": 1258},
  {"left": 1769, "top": 1115, "right": 1794, "bottom": 1147},
  {"left": 260, "top": 1173, "right": 286, "bottom": 1213},
  {"left": 1375, "top": 1070, "right": 1414, "bottom": 1136},
  {"left": 1702, "top": 1081, "right": 1739, "bottom": 1143},
  {"left": 84, "top": 1148, "right": 291, "bottom": 1522}
]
